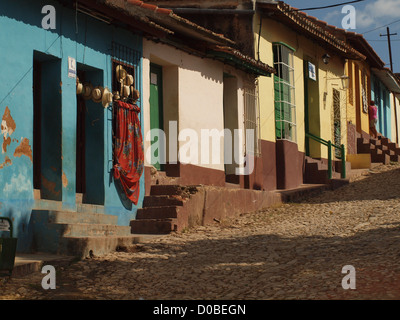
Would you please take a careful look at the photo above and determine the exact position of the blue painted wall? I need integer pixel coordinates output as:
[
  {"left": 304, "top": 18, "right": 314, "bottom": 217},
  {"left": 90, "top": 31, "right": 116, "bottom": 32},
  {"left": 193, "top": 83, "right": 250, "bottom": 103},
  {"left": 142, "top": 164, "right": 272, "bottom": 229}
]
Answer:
[
  {"left": 371, "top": 75, "right": 391, "bottom": 140},
  {"left": 0, "top": 0, "right": 144, "bottom": 252}
]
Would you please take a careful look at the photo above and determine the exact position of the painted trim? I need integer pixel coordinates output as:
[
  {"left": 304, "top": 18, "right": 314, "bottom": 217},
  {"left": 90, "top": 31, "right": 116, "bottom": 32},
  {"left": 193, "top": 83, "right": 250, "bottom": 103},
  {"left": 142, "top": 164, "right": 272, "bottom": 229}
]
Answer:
[{"left": 272, "top": 42, "right": 296, "bottom": 53}]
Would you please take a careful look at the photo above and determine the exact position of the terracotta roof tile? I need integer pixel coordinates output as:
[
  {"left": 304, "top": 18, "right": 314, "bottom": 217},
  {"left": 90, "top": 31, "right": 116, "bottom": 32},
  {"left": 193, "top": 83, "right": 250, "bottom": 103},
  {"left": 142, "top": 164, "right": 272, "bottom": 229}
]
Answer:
[{"left": 126, "top": 0, "right": 173, "bottom": 14}]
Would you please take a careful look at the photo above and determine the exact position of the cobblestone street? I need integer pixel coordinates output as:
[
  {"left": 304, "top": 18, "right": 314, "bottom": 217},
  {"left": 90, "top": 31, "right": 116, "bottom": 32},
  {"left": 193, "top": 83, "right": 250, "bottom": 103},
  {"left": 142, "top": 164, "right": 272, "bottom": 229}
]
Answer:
[{"left": 2, "top": 163, "right": 400, "bottom": 300}]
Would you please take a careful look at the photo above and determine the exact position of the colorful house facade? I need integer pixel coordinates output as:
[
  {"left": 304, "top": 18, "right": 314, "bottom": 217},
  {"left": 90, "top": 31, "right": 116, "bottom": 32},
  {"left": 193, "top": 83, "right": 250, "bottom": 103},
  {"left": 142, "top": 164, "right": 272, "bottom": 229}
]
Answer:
[{"left": 0, "top": 0, "right": 275, "bottom": 254}]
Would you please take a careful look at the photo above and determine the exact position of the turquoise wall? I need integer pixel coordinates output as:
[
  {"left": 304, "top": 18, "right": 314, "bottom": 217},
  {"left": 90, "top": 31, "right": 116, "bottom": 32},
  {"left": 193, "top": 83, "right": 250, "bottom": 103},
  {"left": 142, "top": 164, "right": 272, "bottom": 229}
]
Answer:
[
  {"left": 371, "top": 76, "right": 391, "bottom": 140},
  {"left": 0, "top": 0, "right": 144, "bottom": 252}
]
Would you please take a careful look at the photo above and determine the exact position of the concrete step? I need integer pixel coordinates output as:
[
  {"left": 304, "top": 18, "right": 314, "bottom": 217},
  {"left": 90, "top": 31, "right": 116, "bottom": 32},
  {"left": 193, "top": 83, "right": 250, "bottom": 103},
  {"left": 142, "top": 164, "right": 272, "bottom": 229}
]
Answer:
[
  {"left": 59, "top": 235, "right": 141, "bottom": 258},
  {"left": 33, "top": 199, "right": 106, "bottom": 214},
  {"left": 150, "top": 185, "right": 199, "bottom": 196},
  {"left": 390, "top": 154, "right": 400, "bottom": 162},
  {"left": 46, "top": 223, "right": 131, "bottom": 237},
  {"left": 32, "top": 210, "right": 118, "bottom": 225},
  {"left": 130, "top": 218, "right": 178, "bottom": 234},
  {"left": 304, "top": 169, "right": 341, "bottom": 184},
  {"left": 371, "top": 149, "right": 390, "bottom": 164},
  {"left": 370, "top": 138, "right": 382, "bottom": 146},
  {"left": 136, "top": 206, "right": 181, "bottom": 220},
  {"left": 143, "top": 195, "right": 184, "bottom": 207}
]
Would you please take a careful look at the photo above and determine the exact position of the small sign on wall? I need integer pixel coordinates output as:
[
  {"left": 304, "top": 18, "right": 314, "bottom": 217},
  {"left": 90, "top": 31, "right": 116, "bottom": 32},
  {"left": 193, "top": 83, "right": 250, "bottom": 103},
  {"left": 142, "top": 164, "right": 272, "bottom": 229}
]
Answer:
[
  {"left": 151, "top": 73, "right": 158, "bottom": 85},
  {"left": 0, "top": 219, "right": 10, "bottom": 231},
  {"left": 308, "top": 62, "right": 317, "bottom": 81},
  {"left": 68, "top": 57, "right": 76, "bottom": 79}
]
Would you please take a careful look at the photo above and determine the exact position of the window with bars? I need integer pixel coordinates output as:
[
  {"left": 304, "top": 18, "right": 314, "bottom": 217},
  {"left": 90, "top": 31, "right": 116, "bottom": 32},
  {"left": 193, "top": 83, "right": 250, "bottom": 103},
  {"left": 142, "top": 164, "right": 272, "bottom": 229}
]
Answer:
[
  {"left": 111, "top": 42, "right": 141, "bottom": 105},
  {"left": 273, "top": 43, "right": 296, "bottom": 142},
  {"left": 111, "top": 42, "right": 142, "bottom": 166},
  {"left": 244, "top": 82, "right": 260, "bottom": 156},
  {"left": 361, "top": 69, "right": 368, "bottom": 114},
  {"left": 347, "top": 62, "right": 354, "bottom": 105}
]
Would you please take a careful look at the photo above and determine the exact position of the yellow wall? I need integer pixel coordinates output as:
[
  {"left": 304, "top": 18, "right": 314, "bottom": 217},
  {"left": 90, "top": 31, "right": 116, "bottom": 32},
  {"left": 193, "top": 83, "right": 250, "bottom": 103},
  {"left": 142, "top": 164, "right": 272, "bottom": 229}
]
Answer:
[
  {"left": 255, "top": 15, "right": 347, "bottom": 159},
  {"left": 391, "top": 94, "right": 400, "bottom": 144},
  {"left": 346, "top": 60, "right": 371, "bottom": 136}
]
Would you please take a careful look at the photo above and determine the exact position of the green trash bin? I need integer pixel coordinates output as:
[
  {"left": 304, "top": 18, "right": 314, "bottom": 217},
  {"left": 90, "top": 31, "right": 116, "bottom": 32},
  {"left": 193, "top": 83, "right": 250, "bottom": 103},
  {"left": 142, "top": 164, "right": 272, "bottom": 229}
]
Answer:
[{"left": 0, "top": 217, "right": 18, "bottom": 277}]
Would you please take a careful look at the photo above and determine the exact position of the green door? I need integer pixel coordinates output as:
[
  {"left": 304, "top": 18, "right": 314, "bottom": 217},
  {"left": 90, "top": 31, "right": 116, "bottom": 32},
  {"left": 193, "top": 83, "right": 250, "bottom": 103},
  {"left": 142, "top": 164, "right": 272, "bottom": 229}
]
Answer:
[{"left": 150, "top": 64, "right": 164, "bottom": 171}]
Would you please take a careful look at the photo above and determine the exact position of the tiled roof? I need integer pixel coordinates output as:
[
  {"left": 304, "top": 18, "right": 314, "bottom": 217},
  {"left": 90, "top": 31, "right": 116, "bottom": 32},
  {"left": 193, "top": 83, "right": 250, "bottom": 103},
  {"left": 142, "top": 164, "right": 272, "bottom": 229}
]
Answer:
[
  {"left": 103, "top": 0, "right": 235, "bottom": 45},
  {"left": 257, "top": 1, "right": 366, "bottom": 61},
  {"left": 209, "top": 45, "right": 276, "bottom": 76},
  {"left": 126, "top": 0, "right": 173, "bottom": 15},
  {"left": 298, "top": 13, "right": 385, "bottom": 68},
  {"left": 74, "top": 0, "right": 274, "bottom": 75}
]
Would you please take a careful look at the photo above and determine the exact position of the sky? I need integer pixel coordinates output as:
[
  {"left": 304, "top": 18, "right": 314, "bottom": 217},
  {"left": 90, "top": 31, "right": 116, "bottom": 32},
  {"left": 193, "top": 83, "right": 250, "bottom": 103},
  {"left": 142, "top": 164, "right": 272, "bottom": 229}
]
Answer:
[{"left": 283, "top": 0, "right": 400, "bottom": 73}]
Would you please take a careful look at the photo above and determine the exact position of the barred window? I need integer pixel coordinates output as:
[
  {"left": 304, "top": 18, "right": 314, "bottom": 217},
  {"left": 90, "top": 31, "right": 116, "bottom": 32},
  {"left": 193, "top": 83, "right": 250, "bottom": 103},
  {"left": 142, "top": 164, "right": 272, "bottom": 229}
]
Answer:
[
  {"left": 244, "top": 82, "right": 260, "bottom": 156},
  {"left": 273, "top": 44, "right": 296, "bottom": 142}
]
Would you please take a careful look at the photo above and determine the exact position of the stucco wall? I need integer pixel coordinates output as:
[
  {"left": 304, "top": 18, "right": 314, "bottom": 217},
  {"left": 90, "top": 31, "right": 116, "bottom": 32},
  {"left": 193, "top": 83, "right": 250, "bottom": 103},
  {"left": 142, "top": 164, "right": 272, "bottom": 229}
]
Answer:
[
  {"left": 256, "top": 16, "right": 346, "bottom": 159},
  {"left": 0, "top": 0, "right": 144, "bottom": 251},
  {"left": 142, "top": 39, "right": 247, "bottom": 174}
]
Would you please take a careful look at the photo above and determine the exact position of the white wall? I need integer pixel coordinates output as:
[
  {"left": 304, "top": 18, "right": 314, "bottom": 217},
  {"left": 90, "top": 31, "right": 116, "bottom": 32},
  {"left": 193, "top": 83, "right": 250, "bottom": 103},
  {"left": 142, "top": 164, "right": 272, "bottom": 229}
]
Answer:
[{"left": 142, "top": 39, "right": 247, "bottom": 172}]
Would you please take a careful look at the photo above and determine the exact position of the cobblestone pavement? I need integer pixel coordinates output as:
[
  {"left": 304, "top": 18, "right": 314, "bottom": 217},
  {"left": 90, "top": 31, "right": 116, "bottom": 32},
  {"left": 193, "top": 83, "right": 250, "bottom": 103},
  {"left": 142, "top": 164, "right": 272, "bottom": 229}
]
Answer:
[{"left": 2, "top": 163, "right": 400, "bottom": 300}]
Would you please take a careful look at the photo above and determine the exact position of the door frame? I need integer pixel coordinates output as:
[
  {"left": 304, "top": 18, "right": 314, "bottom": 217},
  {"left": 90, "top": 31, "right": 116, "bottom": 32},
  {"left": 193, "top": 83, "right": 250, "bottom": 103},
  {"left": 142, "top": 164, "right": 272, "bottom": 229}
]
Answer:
[{"left": 149, "top": 63, "right": 164, "bottom": 171}]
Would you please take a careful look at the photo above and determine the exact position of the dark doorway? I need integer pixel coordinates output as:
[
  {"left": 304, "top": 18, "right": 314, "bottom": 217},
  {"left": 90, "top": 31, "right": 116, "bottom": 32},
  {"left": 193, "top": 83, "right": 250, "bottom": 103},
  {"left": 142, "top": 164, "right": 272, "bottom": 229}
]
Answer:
[
  {"left": 76, "top": 63, "right": 105, "bottom": 205},
  {"left": 76, "top": 70, "right": 86, "bottom": 194},
  {"left": 32, "top": 51, "right": 62, "bottom": 201},
  {"left": 33, "top": 59, "right": 42, "bottom": 191}
]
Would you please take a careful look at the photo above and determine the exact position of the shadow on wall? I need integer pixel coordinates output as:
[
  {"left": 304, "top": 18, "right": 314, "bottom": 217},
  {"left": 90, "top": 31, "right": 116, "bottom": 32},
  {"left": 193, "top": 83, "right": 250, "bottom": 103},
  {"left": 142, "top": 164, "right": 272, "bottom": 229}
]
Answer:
[{"left": 0, "top": 201, "right": 35, "bottom": 253}]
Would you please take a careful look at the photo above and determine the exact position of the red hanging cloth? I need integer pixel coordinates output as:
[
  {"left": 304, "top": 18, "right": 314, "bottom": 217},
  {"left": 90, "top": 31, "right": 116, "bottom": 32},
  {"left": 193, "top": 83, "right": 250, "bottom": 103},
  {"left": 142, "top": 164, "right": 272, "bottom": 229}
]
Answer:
[{"left": 113, "top": 101, "right": 144, "bottom": 205}]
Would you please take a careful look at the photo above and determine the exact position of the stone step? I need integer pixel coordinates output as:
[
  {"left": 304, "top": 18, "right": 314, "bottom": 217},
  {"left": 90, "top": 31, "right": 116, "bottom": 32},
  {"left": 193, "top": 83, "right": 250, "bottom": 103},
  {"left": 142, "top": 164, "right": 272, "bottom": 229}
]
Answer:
[
  {"left": 136, "top": 206, "right": 181, "bottom": 220},
  {"left": 143, "top": 195, "right": 184, "bottom": 207},
  {"left": 46, "top": 223, "right": 131, "bottom": 237},
  {"left": 32, "top": 210, "right": 118, "bottom": 225},
  {"left": 130, "top": 218, "right": 178, "bottom": 234}
]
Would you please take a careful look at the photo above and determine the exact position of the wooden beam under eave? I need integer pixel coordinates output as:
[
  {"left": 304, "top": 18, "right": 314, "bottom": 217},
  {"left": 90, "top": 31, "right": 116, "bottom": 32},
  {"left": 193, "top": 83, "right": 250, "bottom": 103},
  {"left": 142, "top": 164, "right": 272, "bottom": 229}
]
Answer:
[{"left": 75, "top": 0, "right": 173, "bottom": 39}]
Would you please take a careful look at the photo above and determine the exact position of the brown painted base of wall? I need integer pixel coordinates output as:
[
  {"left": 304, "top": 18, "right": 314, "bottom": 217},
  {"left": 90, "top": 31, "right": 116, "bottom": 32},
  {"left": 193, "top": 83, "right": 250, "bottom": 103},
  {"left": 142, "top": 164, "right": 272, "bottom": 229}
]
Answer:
[
  {"left": 185, "top": 186, "right": 283, "bottom": 228},
  {"left": 144, "top": 166, "right": 152, "bottom": 196},
  {"left": 145, "top": 139, "right": 306, "bottom": 195},
  {"left": 347, "top": 122, "right": 357, "bottom": 155},
  {"left": 276, "top": 139, "right": 304, "bottom": 190},
  {"left": 261, "top": 139, "right": 277, "bottom": 191}
]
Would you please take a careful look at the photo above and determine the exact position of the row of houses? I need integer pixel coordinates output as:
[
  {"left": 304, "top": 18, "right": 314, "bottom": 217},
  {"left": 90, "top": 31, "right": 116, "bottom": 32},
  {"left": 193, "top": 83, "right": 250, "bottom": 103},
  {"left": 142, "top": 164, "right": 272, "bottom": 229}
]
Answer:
[{"left": 1, "top": 0, "right": 400, "bottom": 256}]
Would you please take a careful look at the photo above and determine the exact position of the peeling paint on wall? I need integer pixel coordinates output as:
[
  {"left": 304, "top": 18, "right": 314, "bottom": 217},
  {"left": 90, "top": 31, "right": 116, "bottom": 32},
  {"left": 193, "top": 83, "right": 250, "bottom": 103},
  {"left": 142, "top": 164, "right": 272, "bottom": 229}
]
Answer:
[
  {"left": 13, "top": 138, "right": 33, "bottom": 162},
  {"left": 41, "top": 175, "right": 61, "bottom": 197},
  {"left": 1, "top": 107, "right": 16, "bottom": 154},
  {"left": 0, "top": 156, "right": 12, "bottom": 169},
  {"left": 1, "top": 106, "right": 16, "bottom": 137},
  {"left": 62, "top": 172, "right": 68, "bottom": 188},
  {"left": 2, "top": 136, "right": 11, "bottom": 153}
]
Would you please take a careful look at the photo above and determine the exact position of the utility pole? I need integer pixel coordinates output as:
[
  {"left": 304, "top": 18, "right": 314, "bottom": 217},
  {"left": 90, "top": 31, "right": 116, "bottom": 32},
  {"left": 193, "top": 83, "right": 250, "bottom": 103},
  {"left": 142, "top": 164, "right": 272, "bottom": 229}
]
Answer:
[
  {"left": 380, "top": 27, "right": 399, "bottom": 144},
  {"left": 380, "top": 27, "right": 397, "bottom": 71}
]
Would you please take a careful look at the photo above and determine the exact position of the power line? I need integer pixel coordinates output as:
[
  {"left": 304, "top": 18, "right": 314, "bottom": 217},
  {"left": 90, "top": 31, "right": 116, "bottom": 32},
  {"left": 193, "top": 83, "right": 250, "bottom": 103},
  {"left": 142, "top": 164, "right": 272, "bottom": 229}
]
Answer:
[
  {"left": 366, "top": 39, "right": 400, "bottom": 42},
  {"left": 362, "top": 18, "right": 400, "bottom": 35},
  {"left": 290, "top": 0, "right": 368, "bottom": 12}
]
